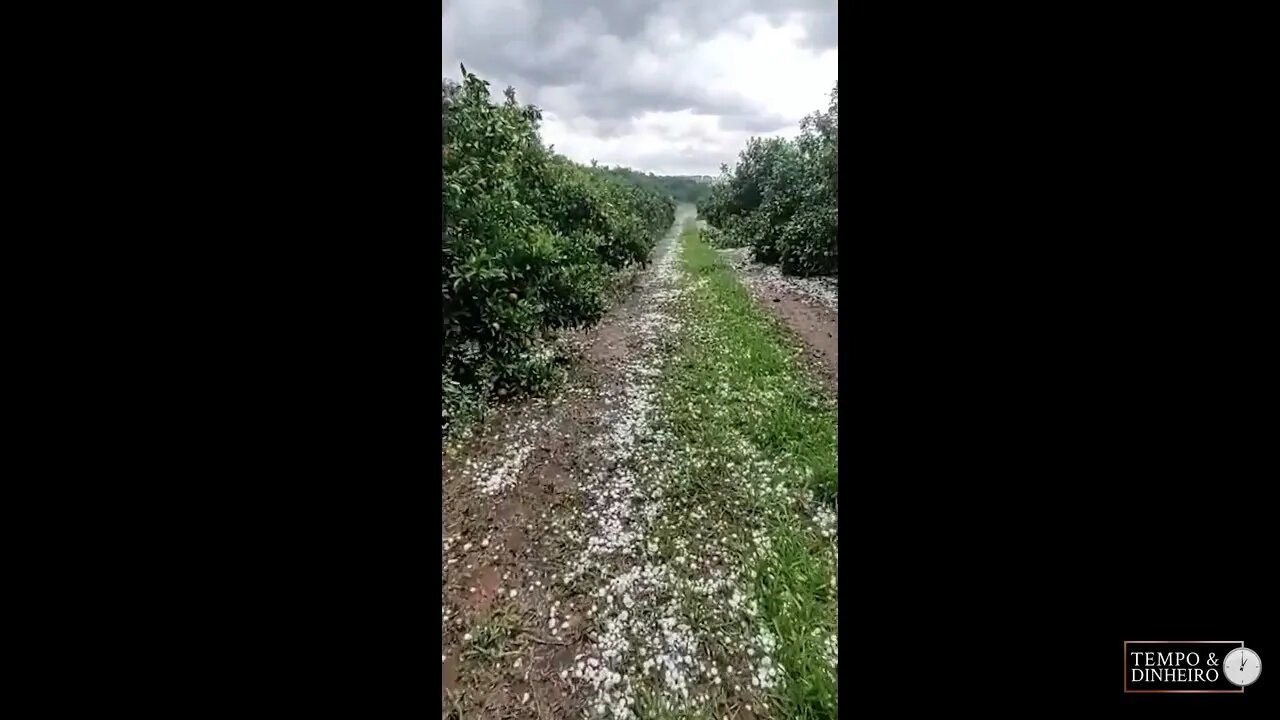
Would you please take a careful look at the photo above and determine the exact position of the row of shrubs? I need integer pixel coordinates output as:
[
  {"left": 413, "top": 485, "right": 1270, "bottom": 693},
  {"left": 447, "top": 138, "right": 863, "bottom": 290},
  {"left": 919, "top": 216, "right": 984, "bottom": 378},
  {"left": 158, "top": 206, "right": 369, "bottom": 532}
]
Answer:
[
  {"left": 698, "top": 83, "right": 838, "bottom": 276},
  {"left": 442, "top": 69, "right": 675, "bottom": 431}
]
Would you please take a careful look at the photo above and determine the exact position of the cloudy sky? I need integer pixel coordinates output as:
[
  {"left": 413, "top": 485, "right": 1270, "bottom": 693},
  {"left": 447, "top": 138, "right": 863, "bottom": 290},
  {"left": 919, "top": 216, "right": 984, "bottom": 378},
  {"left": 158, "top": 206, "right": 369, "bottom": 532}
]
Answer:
[{"left": 442, "top": 0, "right": 838, "bottom": 177}]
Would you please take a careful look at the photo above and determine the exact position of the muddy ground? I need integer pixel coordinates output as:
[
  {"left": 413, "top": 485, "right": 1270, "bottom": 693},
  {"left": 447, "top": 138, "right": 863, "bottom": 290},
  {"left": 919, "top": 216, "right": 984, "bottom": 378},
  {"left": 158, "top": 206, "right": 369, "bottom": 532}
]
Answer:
[{"left": 717, "top": 247, "right": 838, "bottom": 395}]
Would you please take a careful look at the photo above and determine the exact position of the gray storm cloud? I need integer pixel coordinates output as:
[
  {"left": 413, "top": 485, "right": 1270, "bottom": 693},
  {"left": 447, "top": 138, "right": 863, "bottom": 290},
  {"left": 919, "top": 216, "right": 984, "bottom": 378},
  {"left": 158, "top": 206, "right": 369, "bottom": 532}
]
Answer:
[{"left": 442, "top": 0, "right": 837, "bottom": 175}]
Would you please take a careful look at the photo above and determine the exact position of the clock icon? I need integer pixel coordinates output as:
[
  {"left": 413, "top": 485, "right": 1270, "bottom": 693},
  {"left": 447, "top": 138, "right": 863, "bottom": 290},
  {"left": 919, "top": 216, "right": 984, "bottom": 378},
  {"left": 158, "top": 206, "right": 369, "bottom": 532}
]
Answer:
[{"left": 1222, "top": 647, "right": 1261, "bottom": 687}]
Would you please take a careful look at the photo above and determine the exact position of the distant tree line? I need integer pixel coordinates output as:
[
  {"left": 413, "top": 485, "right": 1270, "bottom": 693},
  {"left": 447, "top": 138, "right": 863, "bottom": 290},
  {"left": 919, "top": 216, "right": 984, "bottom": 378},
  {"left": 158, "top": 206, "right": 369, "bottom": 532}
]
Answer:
[{"left": 594, "top": 166, "right": 714, "bottom": 205}]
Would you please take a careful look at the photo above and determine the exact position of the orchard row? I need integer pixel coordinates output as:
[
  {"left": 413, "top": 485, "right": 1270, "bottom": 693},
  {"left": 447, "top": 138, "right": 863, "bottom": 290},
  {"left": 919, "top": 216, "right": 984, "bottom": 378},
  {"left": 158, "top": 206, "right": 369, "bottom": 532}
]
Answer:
[
  {"left": 442, "top": 70, "right": 676, "bottom": 430},
  {"left": 699, "top": 84, "right": 838, "bottom": 277}
]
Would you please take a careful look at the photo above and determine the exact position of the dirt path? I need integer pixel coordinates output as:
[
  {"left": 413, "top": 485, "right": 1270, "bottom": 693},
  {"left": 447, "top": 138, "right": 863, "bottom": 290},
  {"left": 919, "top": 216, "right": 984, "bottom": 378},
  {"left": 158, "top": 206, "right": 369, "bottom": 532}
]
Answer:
[
  {"left": 443, "top": 208, "right": 838, "bottom": 720},
  {"left": 718, "top": 247, "right": 838, "bottom": 394},
  {"left": 443, "top": 207, "right": 695, "bottom": 719}
]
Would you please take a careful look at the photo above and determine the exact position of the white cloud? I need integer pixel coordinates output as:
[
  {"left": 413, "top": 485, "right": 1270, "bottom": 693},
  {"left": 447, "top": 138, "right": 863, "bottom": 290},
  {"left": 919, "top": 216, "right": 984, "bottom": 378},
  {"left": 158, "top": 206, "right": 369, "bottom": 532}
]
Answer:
[{"left": 540, "top": 109, "right": 792, "bottom": 177}]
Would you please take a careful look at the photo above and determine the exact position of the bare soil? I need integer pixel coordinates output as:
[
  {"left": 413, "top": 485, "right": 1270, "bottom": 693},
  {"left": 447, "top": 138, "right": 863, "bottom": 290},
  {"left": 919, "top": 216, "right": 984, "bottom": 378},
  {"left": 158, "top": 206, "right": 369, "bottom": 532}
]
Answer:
[
  {"left": 718, "top": 248, "right": 838, "bottom": 394},
  {"left": 756, "top": 288, "right": 838, "bottom": 394}
]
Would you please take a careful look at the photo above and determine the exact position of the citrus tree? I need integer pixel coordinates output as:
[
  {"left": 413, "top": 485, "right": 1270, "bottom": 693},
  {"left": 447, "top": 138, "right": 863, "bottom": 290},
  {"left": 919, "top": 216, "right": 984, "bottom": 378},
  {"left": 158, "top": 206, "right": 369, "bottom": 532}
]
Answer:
[{"left": 442, "top": 68, "right": 676, "bottom": 429}]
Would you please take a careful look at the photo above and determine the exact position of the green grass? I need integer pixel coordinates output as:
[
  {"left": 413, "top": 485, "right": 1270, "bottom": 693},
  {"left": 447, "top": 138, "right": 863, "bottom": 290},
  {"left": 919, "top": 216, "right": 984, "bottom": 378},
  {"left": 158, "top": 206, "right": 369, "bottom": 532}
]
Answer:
[
  {"left": 678, "top": 233, "right": 837, "bottom": 504},
  {"left": 460, "top": 607, "right": 521, "bottom": 666},
  {"left": 650, "top": 229, "right": 837, "bottom": 719}
]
